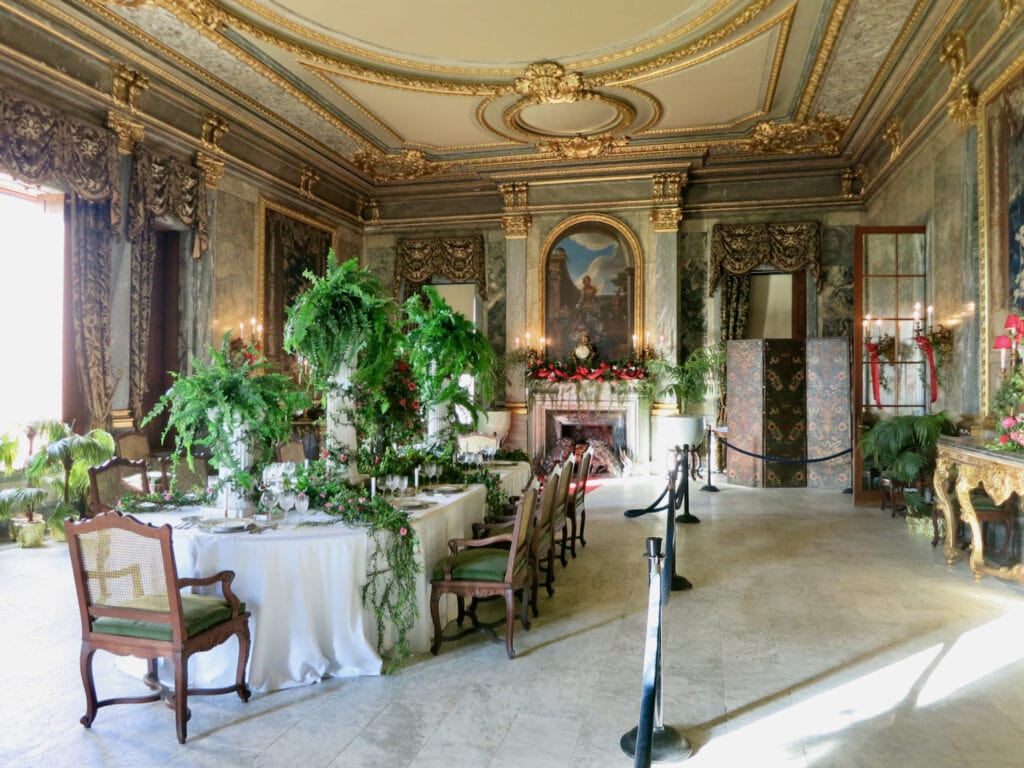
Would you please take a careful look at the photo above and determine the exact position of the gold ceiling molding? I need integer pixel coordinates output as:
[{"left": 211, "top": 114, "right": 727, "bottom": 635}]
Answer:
[
  {"left": 882, "top": 116, "right": 903, "bottom": 159},
  {"left": 112, "top": 62, "right": 148, "bottom": 112},
  {"left": 348, "top": 148, "right": 447, "bottom": 184},
  {"left": 538, "top": 135, "right": 630, "bottom": 160},
  {"left": 794, "top": 0, "right": 855, "bottom": 123},
  {"left": 514, "top": 62, "right": 585, "bottom": 104},
  {"left": 1002, "top": 0, "right": 1022, "bottom": 23},
  {"left": 200, "top": 112, "right": 229, "bottom": 152},
  {"left": 946, "top": 82, "right": 978, "bottom": 127},
  {"left": 194, "top": 150, "right": 223, "bottom": 188},
  {"left": 106, "top": 110, "right": 144, "bottom": 155},
  {"left": 938, "top": 30, "right": 967, "bottom": 82},
  {"left": 747, "top": 113, "right": 849, "bottom": 155},
  {"left": 358, "top": 196, "right": 380, "bottom": 223}
]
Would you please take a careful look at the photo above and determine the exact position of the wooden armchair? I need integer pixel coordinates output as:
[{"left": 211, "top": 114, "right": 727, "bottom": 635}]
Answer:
[
  {"left": 66, "top": 512, "right": 251, "bottom": 743},
  {"left": 474, "top": 470, "right": 561, "bottom": 618},
  {"left": 116, "top": 432, "right": 166, "bottom": 492},
  {"left": 430, "top": 482, "right": 538, "bottom": 659},
  {"left": 565, "top": 445, "right": 593, "bottom": 556},
  {"left": 162, "top": 456, "right": 209, "bottom": 495},
  {"left": 551, "top": 455, "right": 575, "bottom": 567},
  {"left": 87, "top": 457, "right": 151, "bottom": 516}
]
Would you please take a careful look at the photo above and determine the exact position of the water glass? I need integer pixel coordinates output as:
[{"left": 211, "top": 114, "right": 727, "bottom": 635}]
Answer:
[{"left": 294, "top": 492, "right": 310, "bottom": 515}]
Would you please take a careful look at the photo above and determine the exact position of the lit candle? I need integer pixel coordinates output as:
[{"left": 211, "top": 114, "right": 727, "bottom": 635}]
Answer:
[
  {"left": 645, "top": 331, "right": 651, "bottom": 347},
  {"left": 239, "top": 322, "right": 244, "bottom": 340},
  {"left": 257, "top": 323, "right": 263, "bottom": 341},
  {"left": 540, "top": 336, "right": 545, "bottom": 352},
  {"left": 927, "top": 305, "right": 933, "bottom": 327},
  {"left": 525, "top": 332, "right": 531, "bottom": 348},
  {"left": 632, "top": 334, "right": 638, "bottom": 350},
  {"left": 659, "top": 335, "right": 665, "bottom": 348},
  {"left": 515, "top": 336, "right": 520, "bottom": 350},
  {"left": 876, "top": 319, "right": 882, "bottom": 336},
  {"left": 1002, "top": 348, "right": 1008, "bottom": 372},
  {"left": 250, "top": 317, "right": 256, "bottom": 342}
]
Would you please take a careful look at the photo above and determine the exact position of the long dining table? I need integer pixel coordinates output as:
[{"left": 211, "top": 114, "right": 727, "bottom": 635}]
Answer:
[{"left": 132, "top": 481, "right": 491, "bottom": 692}]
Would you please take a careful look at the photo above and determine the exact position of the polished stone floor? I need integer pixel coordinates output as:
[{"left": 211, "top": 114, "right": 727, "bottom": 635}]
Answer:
[{"left": 3, "top": 474, "right": 1024, "bottom": 768}]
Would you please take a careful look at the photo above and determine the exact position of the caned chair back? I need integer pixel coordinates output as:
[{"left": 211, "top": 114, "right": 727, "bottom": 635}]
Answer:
[
  {"left": 67, "top": 512, "right": 183, "bottom": 642},
  {"left": 551, "top": 455, "right": 575, "bottom": 533},
  {"left": 116, "top": 433, "right": 151, "bottom": 461},
  {"left": 536, "top": 465, "right": 561, "bottom": 538},
  {"left": 276, "top": 441, "right": 306, "bottom": 464},
  {"left": 507, "top": 480, "right": 538, "bottom": 581},
  {"left": 166, "top": 456, "right": 209, "bottom": 494},
  {"left": 88, "top": 458, "right": 151, "bottom": 516},
  {"left": 573, "top": 446, "right": 594, "bottom": 510}
]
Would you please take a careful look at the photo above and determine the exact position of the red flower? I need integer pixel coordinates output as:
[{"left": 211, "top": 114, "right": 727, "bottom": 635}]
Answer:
[
  {"left": 411, "top": 400, "right": 420, "bottom": 409},
  {"left": 397, "top": 361, "right": 408, "bottom": 372},
  {"left": 399, "top": 398, "right": 407, "bottom": 407}
]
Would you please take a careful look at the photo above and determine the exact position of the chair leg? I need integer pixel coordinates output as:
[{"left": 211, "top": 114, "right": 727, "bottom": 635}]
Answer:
[
  {"left": 545, "top": 551, "right": 555, "bottom": 596},
  {"left": 558, "top": 524, "right": 568, "bottom": 567},
  {"left": 173, "top": 651, "right": 189, "bottom": 744},
  {"left": 530, "top": 557, "right": 540, "bottom": 618},
  {"left": 568, "top": 512, "right": 578, "bottom": 558},
  {"left": 456, "top": 596, "right": 466, "bottom": 626},
  {"left": 79, "top": 645, "right": 98, "bottom": 729},
  {"left": 578, "top": 504, "right": 586, "bottom": 547},
  {"left": 429, "top": 587, "right": 443, "bottom": 655},
  {"left": 503, "top": 588, "right": 517, "bottom": 659},
  {"left": 235, "top": 623, "right": 252, "bottom": 702}
]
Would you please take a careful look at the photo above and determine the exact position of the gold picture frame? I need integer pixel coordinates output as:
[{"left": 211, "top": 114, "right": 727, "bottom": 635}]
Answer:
[
  {"left": 979, "top": 50, "right": 1024, "bottom": 416},
  {"left": 257, "top": 196, "right": 338, "bottom": 364}
]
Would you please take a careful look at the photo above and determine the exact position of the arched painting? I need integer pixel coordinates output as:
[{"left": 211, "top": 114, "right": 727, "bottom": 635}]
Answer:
[{"left": 542, "top": 216, "right": 640, "bottom": 361}]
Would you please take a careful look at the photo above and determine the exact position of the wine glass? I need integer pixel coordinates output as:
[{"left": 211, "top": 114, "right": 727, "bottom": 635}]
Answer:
[
  {"left": 278, "top": 489, "right": 296, "bottom": 517},
  {"left": 294, "top": 492, "right": 310, "bottom": 515},
  {"left": 259, "top": 488, "right": 278, "bottom": 517},
  {"left": 398, "top": 475, "right": 409, "bottom": 496}
]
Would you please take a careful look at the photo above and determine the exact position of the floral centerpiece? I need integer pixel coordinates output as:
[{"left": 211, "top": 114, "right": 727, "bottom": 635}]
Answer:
[{"left": 527, "top": 357, "right": 648, "bottom": 382}]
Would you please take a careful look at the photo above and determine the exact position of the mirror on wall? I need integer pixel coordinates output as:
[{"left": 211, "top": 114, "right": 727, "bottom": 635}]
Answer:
[{"left": 853, "top": 226, "right": 928, "bottom": 506}]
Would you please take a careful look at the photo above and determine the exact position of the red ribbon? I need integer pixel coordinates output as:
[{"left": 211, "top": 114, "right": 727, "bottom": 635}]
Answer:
[
  {"left": 865, "top": 343, "right": 881, "bottom": 405},
  {"left": 915, "top": 335, "right": 938, "bottom": 403}
]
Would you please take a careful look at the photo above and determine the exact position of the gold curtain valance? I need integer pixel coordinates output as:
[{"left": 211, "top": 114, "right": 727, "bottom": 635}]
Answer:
[
  {"left": 128, "top": 146, "right": 209, "bottom": 257},
  {"left": 0, "top": 84, "right": 120, "bottom": 228},
  {"left": 708, "top": 222, "right": 821, "bottom": 296},
  {"left": 396, "top": 236, "right": 486, "bottom": 299}
]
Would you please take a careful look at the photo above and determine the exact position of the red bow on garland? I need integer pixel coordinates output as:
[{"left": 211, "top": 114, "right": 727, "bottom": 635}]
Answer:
[
  {"left": 864, "top": 342, "right": 881, "bottom": 406},
  {"left": 914, "top": 335, "right": 938, "bottom": 403}
]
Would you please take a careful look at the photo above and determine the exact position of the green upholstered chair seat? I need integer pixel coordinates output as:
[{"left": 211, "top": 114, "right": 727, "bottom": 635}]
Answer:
[
  {"left": 93, "top": 594, "right": 243, "bottom": 642},
  {"left": 432, "top": 548, "right": 511, "bottom": 582}
]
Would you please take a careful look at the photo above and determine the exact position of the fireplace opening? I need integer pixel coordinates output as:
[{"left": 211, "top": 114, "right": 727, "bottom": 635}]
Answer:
[{"left": 541, "top": 410, "right": 626, "bottom": 476}]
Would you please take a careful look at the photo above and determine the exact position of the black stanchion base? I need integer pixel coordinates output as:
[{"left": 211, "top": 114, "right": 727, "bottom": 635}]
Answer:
[
  {"left": 671, "top": 574, "right": 692, "bottom": 591},
  {"left": 620, "top": 725, "right": 693, "bottom": 763},
  {"left": 624, "top": 504, "right": 667, "bottom": 518},
  {"left": 675, "top": 512, "right": 700, "bottom": 524},
  {"left": 699, "top": 483, "right": 720, "bottom": 492}
]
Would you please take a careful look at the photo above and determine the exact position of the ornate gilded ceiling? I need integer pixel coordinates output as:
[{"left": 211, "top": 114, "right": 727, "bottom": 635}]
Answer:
[{"left": 4, "top": 0, "right": 953, "bottom": 183}]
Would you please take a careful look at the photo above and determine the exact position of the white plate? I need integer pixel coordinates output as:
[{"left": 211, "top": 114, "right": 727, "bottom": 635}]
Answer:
[
  {"left": 199, "top": 517, "right": 252, "bottom": 532},
  {"left": 428, "top": 484, "right": 466, "bottom": 494},
  {"left": 397, "top": 500, "right": 436, "bottom": 511},
  {"left": 485, "top": 461, "right": 517, "bottom": 467}
]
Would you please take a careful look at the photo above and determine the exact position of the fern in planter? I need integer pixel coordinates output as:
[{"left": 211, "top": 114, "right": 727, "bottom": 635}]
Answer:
[
  {"left": 647, "top": 343, "right": 725, "bottom": 414},
  {"left": 283, "top": 252, "right": 399, "bottom": 394},
  {"left": 858, "top": 410, "right": 957, "bottom": 486},
  {"left": 401, "top": 286, "right": 499, "bottom": 433},
  {"left": 143, "top": 334, "right": 310, "bottom": 495}
]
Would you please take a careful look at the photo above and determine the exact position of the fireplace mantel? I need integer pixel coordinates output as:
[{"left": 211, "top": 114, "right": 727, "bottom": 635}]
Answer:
[{"left": 527, "top": 381, "right": 651, "bottom": 470}]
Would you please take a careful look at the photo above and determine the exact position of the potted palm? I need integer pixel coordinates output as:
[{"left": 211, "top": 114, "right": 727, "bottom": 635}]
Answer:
[
  {"left": 143, "top": 334, "right": 309, "bottom": 512},
  {"left": 24, "top": 421, "right": 115, "bottom": 541},
  {"left": 648, "top": 344, "right": 725, "bottom": 449}
]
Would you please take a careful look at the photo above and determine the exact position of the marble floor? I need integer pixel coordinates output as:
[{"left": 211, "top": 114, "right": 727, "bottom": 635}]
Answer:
[{"left": 3, "top": 474, "right": 1024, "bottom": 768}]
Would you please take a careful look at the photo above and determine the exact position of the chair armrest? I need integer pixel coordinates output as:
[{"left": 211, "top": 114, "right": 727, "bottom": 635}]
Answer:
[
  {"left": 441, "top": 533, "right": 514, "bottom": 579},
  {"left": 178, "top": 570, "right": 245, "bottom": 615},
  {"left": 472, "top": 520, "right": 513, "bottom": 537}
]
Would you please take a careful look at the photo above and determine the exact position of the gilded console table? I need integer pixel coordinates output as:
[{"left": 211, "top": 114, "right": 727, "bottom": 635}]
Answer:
[{"left": 934, "top": 435, "right": 1023, "bottom": 582}]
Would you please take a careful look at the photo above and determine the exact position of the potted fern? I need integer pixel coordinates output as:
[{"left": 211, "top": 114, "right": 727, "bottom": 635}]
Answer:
[
  {"left": 143, "top": 334, "right": 309, "bottom": 511},
  {"left": 858, "top": 410, "right": 958, "bottom": 503},
  {"left": 648, "top": 344, "right": 725, "bottom": 449}
]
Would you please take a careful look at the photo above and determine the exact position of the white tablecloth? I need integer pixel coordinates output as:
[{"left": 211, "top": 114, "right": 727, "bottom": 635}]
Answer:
[
  {"left": 131, "top": 484, "right": 487, "bottom": 691},
  {"left": 488, "top": 461, "right": 532, "bottom": 498}
]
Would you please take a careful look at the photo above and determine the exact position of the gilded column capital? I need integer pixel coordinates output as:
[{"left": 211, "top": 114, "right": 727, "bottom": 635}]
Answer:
[
  {"left": 947, "top": 82, "right": 978, "bottom": 128},
  {"left": 299, "top": 165, "right": 319, "bottom": 198},
  {"left": 358, "top": 196, "right": 381, "bottom": 223},
  {"left": 501, "top": 213, "right": 532, "bottom": 239},
  {"left": 112, "top": 63, "right": 148, "bottom": 112},
  {"left": 195, "top": 151, "right": 224, "bottom": 188},
  {"left": 106, "top": 110, "right": 144, "bottom": 155},
  {"left": 840, "top": 166, "right": 865, "bottom": 199},
  {"left": 650, "top": 207, "right": 682, "bottom": 233},
  {"left": 200, "top": 113, "right": 229, "bottom": 152}
]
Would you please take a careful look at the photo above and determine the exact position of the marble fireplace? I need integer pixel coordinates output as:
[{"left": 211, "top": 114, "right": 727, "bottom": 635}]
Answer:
[{"left": 526, "top": 382, "right": 651, "bottom": 472}]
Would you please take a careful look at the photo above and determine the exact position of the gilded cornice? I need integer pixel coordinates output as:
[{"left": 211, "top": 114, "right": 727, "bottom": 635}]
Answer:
[
  {"left": 106, "top": 110, "right": 144, "bottom": 154},
  {"left": 538, "top": 135, "right": 630, "bottom": 160},
  {"left": 299, "top": 164, "right": 319, "bottom": 198},
  {"left": 194, "top": 150, "right": 223, "bottom": 188},
  {"left": 881, "top": 116, "right": 902, "bottom": 159},
  {"left": 112, "top": 62, "right": 148, "bottom": 111},
  {"left": 938, "top": 30, "right": 967, "bottom": 82},
  {"left": 946, "top": 82, "right": 978, "bottom": 128},
  {"left": 840, "top": 165, "right": 865, "bottom": 199},
  {"left": 349, "top": 148, "right": 447, "bottom": 184},
  {"left": 358, "top": 196, "right": 380, "bottom": 223},
  {"left": 499, "top": 182, "right": 528, "bottom": 212},
  {"left": 200, "top": 112, "right": 229, "bottom": 151},
  {"left": 652, "top": 172, "right": 687, "bottom": 203},
  {"left": 748, "top": 113, "right": 849, "bottom": 155}
]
